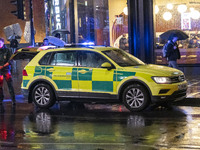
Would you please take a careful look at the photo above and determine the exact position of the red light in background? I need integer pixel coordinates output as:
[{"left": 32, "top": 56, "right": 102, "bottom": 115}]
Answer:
[
  {"left": 0, "top": 129, "right": 7, "bottom": 140},
  {"left": 23, "top": 69, "right": 28, "bottom": 76}
]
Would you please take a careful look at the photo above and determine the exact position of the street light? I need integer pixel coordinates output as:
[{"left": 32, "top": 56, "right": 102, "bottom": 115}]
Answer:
[
  {"left": 177, "top": 4, "right": 187, "bottom": 13},
  {"left": 190, "top": 10, "right": 200, "bottom": 20},
  {"left": 155, "top": 5, "right": 159, "bottom": 14},
  {"left": 123, "top": 7, "right": 128, "bottom": 15},
  {"left": 163, "top": 12, "right": 172, "bottom": 21},
  {"left": 167, "top": 3, "right": 173, "bottom": 10}
]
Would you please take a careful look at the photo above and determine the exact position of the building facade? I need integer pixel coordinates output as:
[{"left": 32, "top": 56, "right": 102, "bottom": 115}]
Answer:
[
  {"left": 46, "top": 0, "right": 199, "bottom": 75},
  {"left": 154, "top": 0, "right": 200, "bottom": 75},
  {"left": 0, "top": 0, "right": 46, "bottom": 44},
  {"left": 45, "top": 0, "right": 154, "bottom": 63},
  {"left": 1, "top": 0, "right": 200, "bottom": 75}
]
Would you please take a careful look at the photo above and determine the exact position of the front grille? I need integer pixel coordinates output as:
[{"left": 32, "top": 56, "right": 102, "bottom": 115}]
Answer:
[
  {"left": 171, "top": 75, "right": 185, "bottom": 83},
  {"left": 172, "top": 89, "right": 187, "bottom": 98}
]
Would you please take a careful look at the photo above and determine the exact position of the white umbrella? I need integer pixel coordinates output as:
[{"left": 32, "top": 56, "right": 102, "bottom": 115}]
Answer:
[{"left": 46, "top": 36, "right": 66, "bottom": 47}]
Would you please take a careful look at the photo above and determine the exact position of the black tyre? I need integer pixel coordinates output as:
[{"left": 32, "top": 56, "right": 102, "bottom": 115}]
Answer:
[
  {"left": 32, "top": 83, "right": 55, "bottom": 109},
  {"left": 122, "top": 84, "right": 150, "bottom": 112}
]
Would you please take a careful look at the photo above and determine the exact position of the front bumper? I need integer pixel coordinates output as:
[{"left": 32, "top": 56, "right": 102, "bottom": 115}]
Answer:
[{"left": 151, "top": 89, "right": 187, "bottom": 103}]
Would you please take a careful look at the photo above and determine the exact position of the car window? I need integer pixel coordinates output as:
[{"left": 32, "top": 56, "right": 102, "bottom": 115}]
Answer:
[
  {"left": 10, "top": 52, "right": 38, "bottom": 61},
  {"left": 39, "top": 52, "right": 52, "bottom": 65},
  {"left": 103, "top": 49, "right": 145, "bottom": 67},
  {"left": 79, "top": 51, "right": 108, "bottom": 68},
  {"left": 49, "top": 51, "right": 77, "bottom": 66}
]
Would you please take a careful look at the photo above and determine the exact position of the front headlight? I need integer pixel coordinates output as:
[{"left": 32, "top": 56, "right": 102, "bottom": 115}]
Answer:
[{"left": 152, "top": 77, "right": 171, "bottom": 84}]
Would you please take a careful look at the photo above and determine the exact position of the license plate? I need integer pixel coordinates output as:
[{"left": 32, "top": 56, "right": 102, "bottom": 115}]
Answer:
[{"left": 178, "top": 84, "right": 187, "bottom": 90}]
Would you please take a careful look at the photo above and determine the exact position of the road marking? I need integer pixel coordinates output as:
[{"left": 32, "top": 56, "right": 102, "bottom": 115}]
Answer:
[
  {"left": 19, "top": 143, "right": 125, "bottom": 145},
  {"left": 157, "top": 144, "right": 200, "bottom": 149},
  {"left": 187, "top": 92, "right": 200, "bottom": 97},
  {"left": 18, "top": 143, "right": 159, "bottom": 149},
  {"left": 188, "top": 81, "right": 200, "bottom": 87},
  {"left": 19, "top": 143, "right": 200, "bottom": 149},
  {"left": 0, "top": 141, "right": 14, "bottom": 144}
]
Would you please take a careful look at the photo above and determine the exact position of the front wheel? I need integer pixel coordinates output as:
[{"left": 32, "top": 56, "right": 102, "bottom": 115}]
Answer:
[
  {"left": 122, "top": 84, "right": 150, "bottom": 112},
  {"left": 32, "top": 83, "right": 55, "bottom": 109}
]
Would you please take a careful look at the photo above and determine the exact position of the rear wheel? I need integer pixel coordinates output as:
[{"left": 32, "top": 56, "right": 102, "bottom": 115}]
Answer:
[
  {"left": 32, "top": 83, "right": 55, "bottom": 108},
  {"left": 122, "top": 84, "right": 150, "bottom": 112}
]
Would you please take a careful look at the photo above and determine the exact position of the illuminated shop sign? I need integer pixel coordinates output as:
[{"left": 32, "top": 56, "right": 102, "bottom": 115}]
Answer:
[
  {"left": 53, "top": 0, "right": 61, "bottom": 29},
  {"left": 181, "top": 13, "right": 191, "bottom": 30}
]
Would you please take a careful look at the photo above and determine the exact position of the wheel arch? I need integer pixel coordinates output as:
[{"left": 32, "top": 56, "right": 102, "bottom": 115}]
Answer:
[
  {"left": 118, "top": 79, "right": 152, "bottom": 102},
  {"left": 28, "top": 79, "right": 58, "bottom": 103}
]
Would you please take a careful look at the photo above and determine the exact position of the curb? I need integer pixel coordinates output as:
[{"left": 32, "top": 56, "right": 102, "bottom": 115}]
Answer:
[{"left": 173, "top": 97, "right": 200, "bottom": 106}]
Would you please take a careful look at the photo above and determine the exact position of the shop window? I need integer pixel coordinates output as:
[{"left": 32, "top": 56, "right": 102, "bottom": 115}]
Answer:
[
  {"left": 154, "top": 0, "right": 200, "bottom": 64},
  {"left": 77, "top": 0, "right": 128, "bottom": 48},
  {"left": 46, "top": 0, "right": 129, "bottom": 48}
]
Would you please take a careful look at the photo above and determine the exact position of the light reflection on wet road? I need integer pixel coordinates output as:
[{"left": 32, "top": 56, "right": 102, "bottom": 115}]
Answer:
[
  {"left": 0, "top": 55, "right": 200, "bottom": 149},
  {"left": 1, "top": 102, "right": 200, "bottom": 150}
]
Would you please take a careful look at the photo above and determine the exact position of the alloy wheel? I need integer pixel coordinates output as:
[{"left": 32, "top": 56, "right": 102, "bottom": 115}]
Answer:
[
  {"left": 35, "top": 86, "right": 50, "bottom": 106},
  {"left": 125, "top": 88, "right": 145, "bottom": 108}
]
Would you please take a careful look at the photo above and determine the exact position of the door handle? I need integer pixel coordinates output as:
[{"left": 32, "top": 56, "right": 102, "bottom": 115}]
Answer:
[
  {"left": 115, "top": 73, "right": 123, "bottom": 75},
  {"left": 78, "top": 70, "right": 89, "bottom": 74},
  {"left": 47, "top": 68, "right": 55, "bottom": 72}
]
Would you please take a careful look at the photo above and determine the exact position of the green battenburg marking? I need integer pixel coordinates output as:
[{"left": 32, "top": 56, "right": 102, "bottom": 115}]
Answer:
[
  {"left": 23, "top": 80, "right": 29, "bottom": 87},
  {"left": 113, "top": 70, "right": 117, "bottom": 81},
  {"left": 72, "top": 68, "right": 78, "bottom": 80},
  {"left": 34, "top": 66, "right": 45, "bottom": 76},
  {"left": 78, "top": 68, "right": 92, "bottom": 81},
  {"left": 34, "top": 66, "right": 53, "bottom": 79},
  {"left": 113, "top": 71, "right": 136, "bottom": 81},
  {"left": 46, "top": 67, "right": 54, "bottom": 79},
  {"left": 54, "top": 80, "right": 72, "bottom": 90},
  {"left": 92, "top": 81, "right": 113, "bottom": 92}
]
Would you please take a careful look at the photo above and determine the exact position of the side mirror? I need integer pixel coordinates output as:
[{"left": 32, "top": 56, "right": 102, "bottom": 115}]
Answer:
[{"left": 101, "top": 62, "right": 112, "bottom": 70}]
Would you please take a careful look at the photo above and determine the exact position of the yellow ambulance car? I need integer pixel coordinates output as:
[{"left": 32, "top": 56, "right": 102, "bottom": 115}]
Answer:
[{"left": 13, "top": 46, "right": 187, "bottom": 112}]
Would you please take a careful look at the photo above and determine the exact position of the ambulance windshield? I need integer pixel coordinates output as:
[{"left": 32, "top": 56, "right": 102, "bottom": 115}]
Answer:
[{"left": 103, "top": 49, "right": 145, "bottom": 67}]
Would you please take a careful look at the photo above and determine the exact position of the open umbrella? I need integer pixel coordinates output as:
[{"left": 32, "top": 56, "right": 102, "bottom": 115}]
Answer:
[
  {"left": 160, "top": 29, "right": 189, "bottom": 40},
  {"left": 46, "top": 36, "right": 66, "bottom": 47},
  {"left": 52, "top": 29, "right": 70, "bottom": 36}
]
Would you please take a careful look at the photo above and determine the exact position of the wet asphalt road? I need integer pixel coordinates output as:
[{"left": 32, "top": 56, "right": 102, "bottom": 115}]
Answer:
[
  {"left": 1, "top": 62, "right": 200, "bottom": 149},
  {"left": 0, "top": 102, "right": 200, "bottom": 150}
]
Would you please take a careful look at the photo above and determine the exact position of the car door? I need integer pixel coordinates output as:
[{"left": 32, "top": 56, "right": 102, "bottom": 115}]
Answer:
[
  {"left": 78, "top": 50, "right": 116, "bottom": 99},
  {"left": 48, "top": 50, "right": 79, "bottom": 97}
]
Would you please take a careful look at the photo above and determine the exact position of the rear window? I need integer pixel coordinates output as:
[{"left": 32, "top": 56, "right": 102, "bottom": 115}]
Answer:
[
  {"left": 49, "top": 51, "right": 77, "bottom": 66},
  {"left": 39, "top": 53, "right": 52, "bottom": 65},
  {"left": 11, "top": 52, "right": 38, "bottom": 61}
]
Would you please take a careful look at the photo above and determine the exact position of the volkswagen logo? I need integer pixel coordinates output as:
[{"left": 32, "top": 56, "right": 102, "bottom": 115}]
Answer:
[{"left": 178, "top": 76, "right": 183, "bottom": 82}]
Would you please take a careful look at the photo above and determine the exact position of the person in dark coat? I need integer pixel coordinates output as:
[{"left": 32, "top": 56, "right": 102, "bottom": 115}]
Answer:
[
  {"left": 10, "top": 38, "right": 18, "bottom": 53},
  {"left": 42, "top": 38, "right": 50, "bottom": 46},
  {"left": 0, "top": 37, "right": 15, "bottom": 105},
  {"left": 119, "top": 34, "right": 129, "bottom": 52},
  {"left": 166, "top": 35, "right": 181, "bottom": 69}
]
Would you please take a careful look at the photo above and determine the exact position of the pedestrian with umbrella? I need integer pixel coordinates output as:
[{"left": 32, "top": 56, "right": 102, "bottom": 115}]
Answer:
[{"left": 160, "top": 29, "right": 189, "bottom": 69}]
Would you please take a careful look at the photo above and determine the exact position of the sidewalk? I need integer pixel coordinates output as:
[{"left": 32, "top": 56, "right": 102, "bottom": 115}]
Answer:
[
  {"left": 173, "top": 75, "right": 200, "bottom": 107},
  {"left": 186, "top": 75, "right": 200, "bottom": 98}
]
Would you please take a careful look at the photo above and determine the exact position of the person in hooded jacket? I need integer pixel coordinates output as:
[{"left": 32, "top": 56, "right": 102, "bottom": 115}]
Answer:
[
  {"left": 166, "top": 35, "right": 181, "bottom": 69},
  {"left": 0, "top": 37, "right": 15, "bottom": 106}
]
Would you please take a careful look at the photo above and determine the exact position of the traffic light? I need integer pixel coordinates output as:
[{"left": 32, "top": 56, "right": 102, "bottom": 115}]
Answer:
[{"left": 10, "top": 0, "right": 24, "bottom": 20}]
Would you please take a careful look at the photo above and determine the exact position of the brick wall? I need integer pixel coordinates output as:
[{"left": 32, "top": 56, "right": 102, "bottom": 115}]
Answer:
[{"left": 0, "top": 0, "right": 46, "bottom": 44}]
